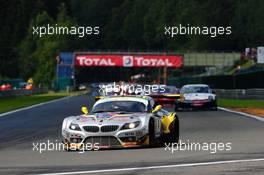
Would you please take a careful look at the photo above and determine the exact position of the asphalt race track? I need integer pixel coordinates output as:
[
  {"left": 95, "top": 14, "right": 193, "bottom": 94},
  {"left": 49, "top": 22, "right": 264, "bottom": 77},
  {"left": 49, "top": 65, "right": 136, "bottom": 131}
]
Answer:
[{"left": 0, "top": 94, "right": 264, "bottom": 175}]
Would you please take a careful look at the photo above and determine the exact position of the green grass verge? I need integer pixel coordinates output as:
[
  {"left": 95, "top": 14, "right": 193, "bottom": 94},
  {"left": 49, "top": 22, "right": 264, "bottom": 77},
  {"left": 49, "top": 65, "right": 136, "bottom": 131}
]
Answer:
[
  {"left": 218, "top": 99, "right": 264, "bottom": 108},
  {"left": 0, "top": 91, "right": 80, "bottom": 114}
]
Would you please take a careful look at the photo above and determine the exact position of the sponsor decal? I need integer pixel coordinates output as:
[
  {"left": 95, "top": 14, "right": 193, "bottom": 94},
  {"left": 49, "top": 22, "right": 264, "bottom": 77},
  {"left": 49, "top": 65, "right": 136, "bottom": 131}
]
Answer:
[
  {"left": 113, "top": 114, "right": 130, "bottom": 117},
  {"left": 94, "top": 112, "right": 115, "bottom": 119},
  {"left": 75, "top": 56, "right": 116, "bottom": 66},
  {"left": 80, "top": 118, "right": 95, "bottom": 122},
  {"left": 123, "top": 56, "right": 133, "bottom": 67},
  {"left": 109, "top": 117, "right": 131, "bottom": 121},
  {"left": 75, "top": 54, "right": 182, "bottom": 67}
]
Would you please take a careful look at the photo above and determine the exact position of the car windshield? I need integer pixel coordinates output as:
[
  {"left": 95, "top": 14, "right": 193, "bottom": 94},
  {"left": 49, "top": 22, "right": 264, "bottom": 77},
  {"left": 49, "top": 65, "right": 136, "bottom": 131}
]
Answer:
[
  {"left": 162, "top": 86, "right": 178, "bottom": 93},
  {"left": 181, "top": 86, "right": 210, "bottom": 94},
  {"left": 92, "top": 101, "right": 147, "bottom": 113}
]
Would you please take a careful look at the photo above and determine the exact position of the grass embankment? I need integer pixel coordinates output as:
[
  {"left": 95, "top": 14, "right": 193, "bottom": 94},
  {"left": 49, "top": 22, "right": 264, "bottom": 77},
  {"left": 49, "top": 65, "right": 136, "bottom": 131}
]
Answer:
[
  {"left": 218, "top": 99, "right": 264, "bottom": 117},
  {"left": 218, "top": 99, "right": 264, "bottom": 108},
  {"left": 0, "top": 91, "right": 80, "bottom": 114}
]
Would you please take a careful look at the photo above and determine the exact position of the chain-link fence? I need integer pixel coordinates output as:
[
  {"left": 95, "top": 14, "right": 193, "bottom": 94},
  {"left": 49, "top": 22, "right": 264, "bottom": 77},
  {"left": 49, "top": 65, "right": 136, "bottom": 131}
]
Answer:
[{"left": 183, "top": 52, "right": 240, "bottom": 67}]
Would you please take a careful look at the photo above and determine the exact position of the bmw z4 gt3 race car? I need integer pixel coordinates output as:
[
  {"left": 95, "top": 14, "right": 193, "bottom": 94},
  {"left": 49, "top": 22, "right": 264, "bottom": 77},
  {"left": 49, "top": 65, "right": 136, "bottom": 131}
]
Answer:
[
  {"left": 175, "top": 84, "right": 217, "bottom": 111},
  {"left": 62, "top": 96, "right": 179, "bottom": 150}
]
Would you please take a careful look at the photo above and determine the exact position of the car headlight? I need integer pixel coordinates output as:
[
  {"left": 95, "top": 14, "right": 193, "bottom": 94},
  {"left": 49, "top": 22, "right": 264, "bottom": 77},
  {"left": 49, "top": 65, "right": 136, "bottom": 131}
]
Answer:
[
  {"left": 121, "top": 121, "right": 140, "bottom": 130},
  {"left": 69, "top": 123, "right": 81, "bottom": 131}
]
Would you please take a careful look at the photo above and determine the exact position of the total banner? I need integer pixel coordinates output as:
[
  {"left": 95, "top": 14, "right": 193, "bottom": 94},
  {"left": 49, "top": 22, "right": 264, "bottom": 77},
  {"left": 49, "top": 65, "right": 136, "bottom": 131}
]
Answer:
[{"left": 75, "top": 54, "right": 183, "bottom": 67}]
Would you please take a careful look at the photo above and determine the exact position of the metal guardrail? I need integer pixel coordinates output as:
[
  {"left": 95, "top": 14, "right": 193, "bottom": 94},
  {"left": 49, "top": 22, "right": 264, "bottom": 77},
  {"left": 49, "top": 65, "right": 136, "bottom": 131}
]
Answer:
[
  {"left": 0, "top": 88, "right": 48, "bottom": 98},
  {"left": 215, "top": 89, "right": 264, "bottom": 100}
]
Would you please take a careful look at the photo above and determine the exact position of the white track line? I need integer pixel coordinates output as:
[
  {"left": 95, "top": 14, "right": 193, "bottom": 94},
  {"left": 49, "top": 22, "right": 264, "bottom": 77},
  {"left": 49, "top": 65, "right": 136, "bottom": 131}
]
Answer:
[
  {"left": 0, "top": 96, "right": 73, "bottom": 118},
  {"left": 218, "top": 107, "right": 264, "bottom": 122},
  {"left": 37, "top": 158, "right": 264, "bottom": 175}
]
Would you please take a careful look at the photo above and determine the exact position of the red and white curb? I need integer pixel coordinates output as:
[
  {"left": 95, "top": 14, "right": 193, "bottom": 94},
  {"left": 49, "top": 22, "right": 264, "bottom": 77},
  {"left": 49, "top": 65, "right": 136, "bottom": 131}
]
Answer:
[{"left": 218, "top": 107, "right": 264, "bottom": 122}]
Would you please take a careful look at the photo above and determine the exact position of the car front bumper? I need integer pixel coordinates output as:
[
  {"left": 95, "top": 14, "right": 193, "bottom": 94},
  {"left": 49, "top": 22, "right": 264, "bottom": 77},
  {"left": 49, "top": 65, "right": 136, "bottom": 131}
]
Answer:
[
  {"left": 62, "top": 125, "right": 149, "bottom": 149},
  {"left": 176, "top": 100, "right": 217, "bottom": 109}
]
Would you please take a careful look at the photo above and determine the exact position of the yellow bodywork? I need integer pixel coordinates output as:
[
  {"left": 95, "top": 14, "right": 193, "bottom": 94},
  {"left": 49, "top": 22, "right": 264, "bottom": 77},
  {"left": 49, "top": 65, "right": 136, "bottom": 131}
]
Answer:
[
  {"left": 81, "top": 106, "right": 89, "bottom": 115},
  {"left": 179, "top": 94, "right": 185, "bottom": 102},
  {"left": 152, "top": 105, "right": 162, "bottom": 113},
  {"left": 164, "top": 94, "right": 181, "bottom": 97},
  {"left": 95, "top": 96, "right": 104, "bottom": 101},
  {"left": 161, "top": 113, "right": 176, "bottom": 134},
  {"left": 152, "top": 105, "right": 177, "bottom": 134}
]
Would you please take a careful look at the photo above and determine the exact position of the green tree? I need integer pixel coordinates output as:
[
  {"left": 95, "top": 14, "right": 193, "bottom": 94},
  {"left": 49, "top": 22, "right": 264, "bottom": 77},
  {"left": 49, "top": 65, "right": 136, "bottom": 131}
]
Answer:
[{"left": 19, "top": 4, "right": 76, "bottom": 87}]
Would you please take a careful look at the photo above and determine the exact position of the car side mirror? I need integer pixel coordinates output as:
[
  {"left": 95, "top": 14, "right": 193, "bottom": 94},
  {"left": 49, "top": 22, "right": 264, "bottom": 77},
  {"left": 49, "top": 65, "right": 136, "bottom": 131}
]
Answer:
[
  {"left": 81, "top": 106, "right": 89, "bottom": 115},
  {"left": 152, "top": 105, "right": 162, "bottom": 113},
  {"left": 156, "top": 111, "right": 163, "bottom": 117}
]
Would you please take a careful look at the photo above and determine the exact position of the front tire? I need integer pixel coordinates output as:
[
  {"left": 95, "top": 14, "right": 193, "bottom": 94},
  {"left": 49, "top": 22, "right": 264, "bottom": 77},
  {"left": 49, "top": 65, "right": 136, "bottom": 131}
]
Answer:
[
  {"left": 210, "top": 101, "right": 218, "bottom": 111},
  {"left": 148, "top": 119, "right": 157, "bottom": 147},
  {"left": 210, "top": 106, "right": 218, "bottom": 111}
]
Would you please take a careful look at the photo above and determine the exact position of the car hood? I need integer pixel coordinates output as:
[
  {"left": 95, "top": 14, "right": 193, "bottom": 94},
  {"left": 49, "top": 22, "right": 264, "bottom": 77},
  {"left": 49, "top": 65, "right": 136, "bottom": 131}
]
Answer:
[
  {"left": 184, "top": 93, "right": 214, "bottom": 100},
  {"left": 72, "top": 112, "right": 148, "bottom": 125}
]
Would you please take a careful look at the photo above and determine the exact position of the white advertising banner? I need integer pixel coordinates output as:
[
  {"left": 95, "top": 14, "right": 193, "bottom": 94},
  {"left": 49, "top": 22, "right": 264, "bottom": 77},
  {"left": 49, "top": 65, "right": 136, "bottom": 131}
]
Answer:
[{"left": 257, "top": 47, "right": 264, "bottom": 63}]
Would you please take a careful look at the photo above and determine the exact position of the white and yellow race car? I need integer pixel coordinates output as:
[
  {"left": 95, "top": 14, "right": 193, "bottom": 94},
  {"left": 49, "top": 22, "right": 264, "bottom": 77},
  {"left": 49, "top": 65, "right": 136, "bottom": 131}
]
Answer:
[{"left": 62, "top": 96, "right": 179, "bottom": 150}]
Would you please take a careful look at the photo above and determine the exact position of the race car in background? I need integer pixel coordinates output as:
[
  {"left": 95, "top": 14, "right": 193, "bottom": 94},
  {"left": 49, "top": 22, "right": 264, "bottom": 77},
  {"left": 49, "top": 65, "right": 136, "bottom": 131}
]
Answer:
[
  {"left": 62, "top": 96, "right": 179, "bottom": 150},
  {"left": 93, "top": 82, "right": 116, "bottom": 102},
  {"left": 149, "top": 85, "right": 180, "bottom": 106},
  {"left": 94, "top": 82, "right": 144, "bottom": 102},
  {"left": 175, "top": 84, "right": 217, "bottom": 111}
]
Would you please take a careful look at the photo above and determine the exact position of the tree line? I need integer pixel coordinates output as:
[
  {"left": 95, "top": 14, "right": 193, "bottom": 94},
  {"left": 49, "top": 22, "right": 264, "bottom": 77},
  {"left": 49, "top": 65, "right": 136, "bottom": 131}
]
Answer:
[{"left": 0, "top": 0, "right": 264, "bottom": 86}]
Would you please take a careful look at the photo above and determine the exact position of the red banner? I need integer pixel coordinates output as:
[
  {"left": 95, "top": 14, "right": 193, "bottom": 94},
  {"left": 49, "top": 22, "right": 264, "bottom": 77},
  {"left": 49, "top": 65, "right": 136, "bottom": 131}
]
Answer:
[{"left": 75, "top": 54, "right": 182, "bottom": 67}]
